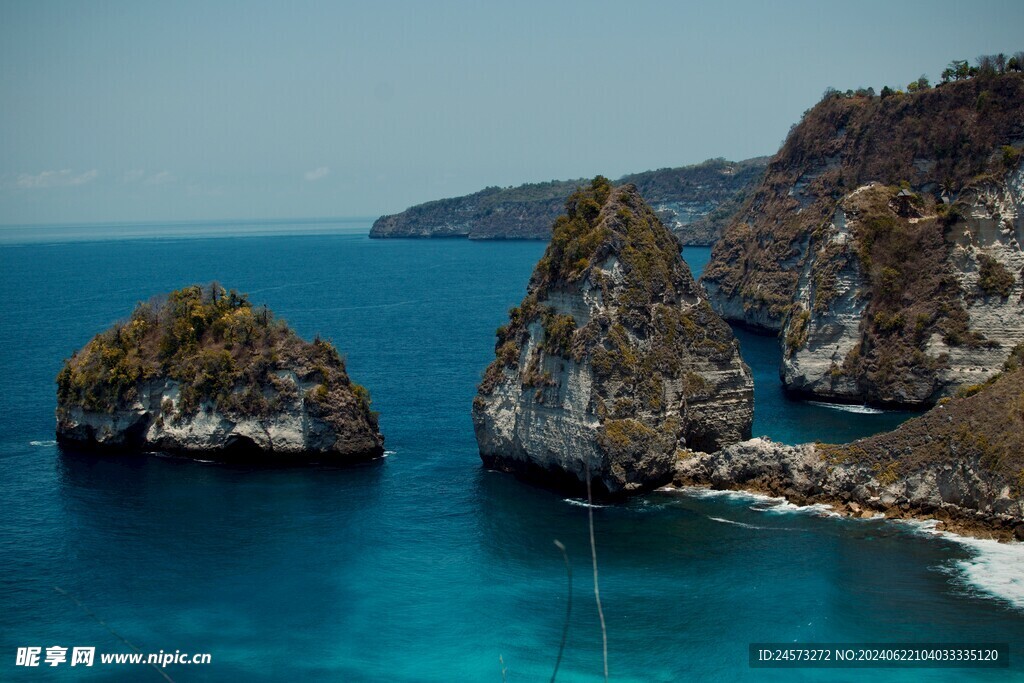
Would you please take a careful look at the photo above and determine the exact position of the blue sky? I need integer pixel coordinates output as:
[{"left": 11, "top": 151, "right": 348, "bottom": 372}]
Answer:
[{"left": 1, "top": 0, "right": 1022, "bottom": 225}]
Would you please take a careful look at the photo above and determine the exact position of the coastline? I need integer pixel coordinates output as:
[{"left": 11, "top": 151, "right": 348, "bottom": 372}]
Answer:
[
  {"left": 657, "top": 483, "right": 1024, "bottom": 610},
  {"left": 664, "top": 480, "right": 1022, "bottom": 542},
  {"left": 672, "top": 438, "right": 1024, "bottom": 543}
]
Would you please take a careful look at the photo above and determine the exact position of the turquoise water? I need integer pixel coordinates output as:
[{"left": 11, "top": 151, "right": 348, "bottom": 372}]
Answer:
[
  {"left": 683, "top": 246, "right": 915, "bottom": 443},
  {"left": 0, "top": 226, "right": 1021, "bottom": 681}
]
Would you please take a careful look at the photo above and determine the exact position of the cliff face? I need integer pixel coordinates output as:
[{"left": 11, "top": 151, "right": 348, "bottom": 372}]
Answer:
[
  {"left": 703, "top": 73, "right": 1024, "bottom": 406},
  {"left": 624, "top": 158, "right": 769, "bottom": 244},
  {"left": 369, "top": 158, "right": 767, "bottom": 246},
  {"left": 56, "top": 285, "right": 384, "bottom": 461},
  {"left": 676, "top": 347, "right": 1024, "bottom": 539},
  {"left": 472, "top": 177, "right": 753, "bottom": 497}
]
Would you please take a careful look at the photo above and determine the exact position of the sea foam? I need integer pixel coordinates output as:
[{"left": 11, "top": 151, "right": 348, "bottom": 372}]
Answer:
[
  {"left": 707, "top": 516, "right": 766, "bottom": 530},
  {"left": 666, "top": 485, "right": 785, "bottom": 506},
  {"left": 806, "top": 400, "right": 886, "bottom": 414},
  {"left": 901, "top": 519, "right": 1024, "bottom": 610},
  {"left": 756, "top": 500, "right": 841, "bottom": 518},
  {"left": 665, "top": 486, "right": 839, "bottom": 516},
  {"left": 563, "top": 498, "right": 609, "bottom": 509}
]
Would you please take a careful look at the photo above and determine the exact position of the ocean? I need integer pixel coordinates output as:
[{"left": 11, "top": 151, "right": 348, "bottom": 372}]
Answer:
[{"left": 0, "top": 220, "right": 1021, "bottom": 681}]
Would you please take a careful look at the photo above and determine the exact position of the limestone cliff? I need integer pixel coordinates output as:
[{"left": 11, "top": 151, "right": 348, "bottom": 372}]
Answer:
[
  {"left": 369, "top": 158, "right": 767, "bottom": 246},
  {"left": 56, "top": 284, "right": 384, "bottom": 461},
  {"left": 703, "top": 71, "right": 1024, "bottom": 406},
  {"left": 676, "top": 346, "right": 1024, "bottom": 540},
  {"left": 472, "top": 177, "right": 753, "bottom": 496}
]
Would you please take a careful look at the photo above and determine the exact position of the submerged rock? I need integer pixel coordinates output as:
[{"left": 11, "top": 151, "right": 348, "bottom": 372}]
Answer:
[
  {"left": 56, "top": 284, "right": 384, "bottom": 461},
  {"left": 472, "top": 177, "right": 753, "bottom": 497}
]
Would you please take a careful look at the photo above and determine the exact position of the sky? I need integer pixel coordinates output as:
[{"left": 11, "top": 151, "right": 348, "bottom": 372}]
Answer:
[{"left": 1, "top": 0, "right": 1022, "bottom": 226}]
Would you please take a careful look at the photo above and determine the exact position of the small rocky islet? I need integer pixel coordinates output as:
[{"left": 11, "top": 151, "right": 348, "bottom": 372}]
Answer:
[
  {"left": 56, "top": 284, "right": 384, "bottom": 461},
  {"left": 472, "top": 177, "right": 754, "bottom": 497}
]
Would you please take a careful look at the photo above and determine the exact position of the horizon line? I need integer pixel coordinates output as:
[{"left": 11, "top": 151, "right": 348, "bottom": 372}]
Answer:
[{"left": 0, "top": 215, "right": 379, "bottom": 230}]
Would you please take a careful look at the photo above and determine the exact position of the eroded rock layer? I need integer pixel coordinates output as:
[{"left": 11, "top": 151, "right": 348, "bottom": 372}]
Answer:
[
  {"left": 56, "top": 284, "right": 384, "bottom": 461},
  {"left": 703, "top": 73, "right": 1024, "bottom": 406},
  {"left": 473, "top": 178, "right": 753, "bottom": 496}
]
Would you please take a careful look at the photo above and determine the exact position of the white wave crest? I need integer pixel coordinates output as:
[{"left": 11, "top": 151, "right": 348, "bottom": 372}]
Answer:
[
  {"left": 29, "top": 440, "right": 57, "bottom": 447},
  {"left": 663, "top": 486, "right": 786, "bottom": 505},
  {"left": 806, "top": 400, "right": 886, "bottom": 414},
  {"left": 563, "top": 498, "right": 609, "bottom": 509},
  {"left": 951, "top": 537, "right": 1024, "bottom": 610},
  {"left": 668, "top": 487, "right": 1023, "bottom": 610},
  {"left": 707, "top": 516, "right": 766, "bottom": 530},
  {"left": 755, "top": 500, "right": 841, "bottom": 518},
  {"left": 662, "top": 485, "right": 840, "bottom": 517},
  {"left": 900, "top": 518, "right": 1024, "bottom": 610}
]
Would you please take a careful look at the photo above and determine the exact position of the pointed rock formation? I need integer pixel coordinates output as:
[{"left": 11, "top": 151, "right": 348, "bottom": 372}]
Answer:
[
  {"left": 56, "top": 284, "right": 384, "bottom": 461},
  {"left": 472, "top": 177, "right": 753, "bottom": 496}
]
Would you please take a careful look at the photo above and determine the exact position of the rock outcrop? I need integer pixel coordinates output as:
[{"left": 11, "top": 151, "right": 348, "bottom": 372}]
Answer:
[
  {"left": 56, "top": 284, "right": 384, "bottom": 461},
  {"left": 472, "top": 177, "right": 754, "bottom": 497},
  {"left": 369, "top": 157, "right": 768, "bottom": 246},
  {"left": 702, "top": 71, "right": 1024, "bottom": 406},
  {"left": 675, "top": 347, "right": 1024, "bottom": 540}
]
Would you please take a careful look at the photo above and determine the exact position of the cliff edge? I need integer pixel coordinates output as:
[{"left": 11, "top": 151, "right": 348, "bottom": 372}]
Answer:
[{"left": 702, "top": 71, "right": 1024, "bottom": 406}]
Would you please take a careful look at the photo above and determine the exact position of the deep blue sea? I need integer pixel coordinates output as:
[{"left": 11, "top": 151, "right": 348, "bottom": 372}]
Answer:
[{"left": 1, "top": 221, "right": 1022, "bottom": 681}]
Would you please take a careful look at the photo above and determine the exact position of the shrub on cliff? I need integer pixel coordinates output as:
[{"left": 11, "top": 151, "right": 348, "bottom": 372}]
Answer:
[
  {"left": 977, "top": 254, "right": 1015, "bottom": 298},
  {"left": 57, "top": 283, "right": 378, "bottom": 430}
]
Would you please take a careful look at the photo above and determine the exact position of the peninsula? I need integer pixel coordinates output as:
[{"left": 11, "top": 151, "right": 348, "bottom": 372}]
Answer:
[{"left": 370, "top": 157, "right": 768, "bottom": 245}]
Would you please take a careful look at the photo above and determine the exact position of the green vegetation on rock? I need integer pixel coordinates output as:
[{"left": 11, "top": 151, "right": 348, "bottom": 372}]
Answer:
[
  {"left": 475, "top": 176, "right": 752, "bottom": 481},
  {"left": 56, "top": 284, "right": 378, "bottom": 432},
  {"left": 705, "top": 69, "right": 1024, "bottom": 333},
  {"left": 977, "top": 254, "right": 1015, "bottom": 298},
  {"left": 705, "top": 58, "right": 1024, "bottom": 406},
  {"left": 820, "top": 343, "right": 1024, "bottom": 497}
]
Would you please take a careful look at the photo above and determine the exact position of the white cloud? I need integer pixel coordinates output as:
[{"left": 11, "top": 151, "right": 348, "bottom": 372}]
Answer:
[
  {"left": 144, "top": 170, "right": 176, "bottom": 186},
  {"left": 16, "top": 169, "right": 98, "bottom": 189},
  {"left": 304, "top": 166, "right": 330, "bottom": 182}
]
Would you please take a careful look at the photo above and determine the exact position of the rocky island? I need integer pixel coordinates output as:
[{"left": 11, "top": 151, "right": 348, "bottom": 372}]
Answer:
[
  {"left": 370, "top": 157, "right": 768, "bottom": 246},
  {"left": 472, "top": 177, "right": 754, "bottom": 497},
  {"left": 675, "top": 343, "right": 1024, "bottom": 540},
  {"left": 702, "top": 68, "right": 1024, "bottom": 407},
  {"left": 56, "top": 284, "right": 384, "bottom": 461}
]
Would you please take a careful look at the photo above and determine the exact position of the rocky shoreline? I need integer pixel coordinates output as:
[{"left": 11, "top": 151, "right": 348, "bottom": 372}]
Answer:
[{"left": 673, "top": 438, "right": 1024, "bottom": 542}]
